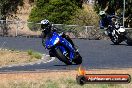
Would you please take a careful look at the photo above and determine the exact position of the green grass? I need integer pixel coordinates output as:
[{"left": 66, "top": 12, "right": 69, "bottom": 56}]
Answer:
[
  {"left": 0, "top": 77, "right": 130, "bottom": 88},
  {"left": 42, "top": 80, "right": 59, "bottom": 88},
  {"left": 60, "top": 78, "right": 122, "bottom": 88},
  {"left": 27, "top": 49, "right": 42, "bottom": 59},
  {"left": 0, "top": 49, "right": 43, "bottom": 66},
  {"left": 2, "top": 79, "right": 123, "bottom": 88}
]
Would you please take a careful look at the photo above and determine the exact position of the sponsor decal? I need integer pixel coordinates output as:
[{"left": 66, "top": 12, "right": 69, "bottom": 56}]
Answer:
[{"left": 76, "top": 66, "right": 131, "bottom": 85}]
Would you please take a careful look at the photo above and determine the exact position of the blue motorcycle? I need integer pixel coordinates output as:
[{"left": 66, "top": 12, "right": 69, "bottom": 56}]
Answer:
[{"left": 43, "top": 32, "right": 82, "bottom": 65}]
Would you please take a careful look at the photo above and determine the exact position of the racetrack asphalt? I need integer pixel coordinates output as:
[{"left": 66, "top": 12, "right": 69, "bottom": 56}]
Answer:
[{"left": 0, "top": 37, "right": 132, "bottom": 72}]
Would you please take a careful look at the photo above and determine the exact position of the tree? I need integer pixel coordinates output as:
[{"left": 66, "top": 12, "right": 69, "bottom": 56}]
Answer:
[
  {"left": 94, "top": 0, "right": 132, "bottom": 27},
  {"left": 0, "top": 0, "right": 23, "bottom": 20},
  {"left": 29, "top": 0, "right": 79, "bottom": 24},
  {"left": 125, "top": 0, "right": 132, "bottom": 27},
  {"left": 75, "top": 0, "right": 83, "bottom": 8},
  {"left": 0, "top": 0, "right": 23, "bottom": 36},
  {"left": 68, "top": 4, "right": 99, "bottom": 26}
]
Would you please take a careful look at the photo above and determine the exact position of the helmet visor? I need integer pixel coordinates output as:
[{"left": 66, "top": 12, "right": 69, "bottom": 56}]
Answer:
[{"left": 100, "top": 14, "right": 106, "bottom": 18}]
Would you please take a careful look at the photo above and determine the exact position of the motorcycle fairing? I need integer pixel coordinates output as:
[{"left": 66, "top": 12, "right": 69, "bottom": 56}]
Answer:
[{"left": 45, "top": 32, "right": 75, "bottom": 60}]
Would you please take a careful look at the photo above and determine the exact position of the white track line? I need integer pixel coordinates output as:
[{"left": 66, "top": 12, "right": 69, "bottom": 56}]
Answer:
[
  {"left": 43, "top": 57, "right": 56, "bottom": 63},
  {"left": 21, "top": 64, "right": 25, "bottom": 66}
]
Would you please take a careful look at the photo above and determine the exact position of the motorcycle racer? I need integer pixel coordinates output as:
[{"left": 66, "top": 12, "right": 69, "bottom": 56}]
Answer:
[{"left": 40, "top": 19, "right": 77, "bottom": 57}]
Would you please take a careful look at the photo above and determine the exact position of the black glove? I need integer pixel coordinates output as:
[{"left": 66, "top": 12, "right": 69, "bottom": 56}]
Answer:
[{"left": 42, "top": 38, "right": 46, "bottom": 49}]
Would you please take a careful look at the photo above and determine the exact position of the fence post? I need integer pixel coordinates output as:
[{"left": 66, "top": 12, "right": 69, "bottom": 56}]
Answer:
[
  {"left": 1, "top": 20, "right": 4, "bottom": 36},
  {"left": 85, "top": 26, "right": 88, "bottom": 38},
  {"left": 16, "top": 21, "right": 18, "bottom": 37}
]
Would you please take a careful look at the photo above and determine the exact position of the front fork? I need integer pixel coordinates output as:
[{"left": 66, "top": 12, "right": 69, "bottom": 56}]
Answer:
[
  {"left": 55, "top": 41, "right": 75, "bottom": 61},
  {"left": 59, "top": 45, "right": 75, "bottom": 61}
]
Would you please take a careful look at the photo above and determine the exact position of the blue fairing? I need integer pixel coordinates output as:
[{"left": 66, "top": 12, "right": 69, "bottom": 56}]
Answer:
[
  {"left": 45, "top": 32, "right": 75, "bottom": 60},
  {"left": 45, "top": 32, "right": 60, "bottom": 49}
]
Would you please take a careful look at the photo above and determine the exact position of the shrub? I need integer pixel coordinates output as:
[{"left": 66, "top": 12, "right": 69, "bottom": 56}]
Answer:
[
  {"left": 68, "top": 4, "right": 99, "bottom": 26},
  {"left": 27, "top": 50, "right": 42, "bottom": 59},
  {"left": 28, "top": 0, "right": 78, "bottom": 24}
]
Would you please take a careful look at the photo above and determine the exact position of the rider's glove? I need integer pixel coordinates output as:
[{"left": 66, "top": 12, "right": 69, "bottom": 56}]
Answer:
[{"left": 42, "top": 39, "right": 47, "bottom": 49}]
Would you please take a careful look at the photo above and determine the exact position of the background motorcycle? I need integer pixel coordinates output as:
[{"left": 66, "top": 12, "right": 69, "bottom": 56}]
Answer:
[
  {"left": 105, "top": 17, "right": 132, "bottom": 45},
  {"left": 43, "top": 32, "right": 82, "bottom": 65}
]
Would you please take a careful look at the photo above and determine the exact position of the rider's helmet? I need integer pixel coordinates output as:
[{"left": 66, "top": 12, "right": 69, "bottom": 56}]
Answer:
[
  {"left": 40, "top": 19, "right": 51, "bottom": 34},
  {"left": 41, "top": 19, "right": 50, "bottom": 29},
  {"left": 99, "top": 11, "right": 106, "bottom": 18}
]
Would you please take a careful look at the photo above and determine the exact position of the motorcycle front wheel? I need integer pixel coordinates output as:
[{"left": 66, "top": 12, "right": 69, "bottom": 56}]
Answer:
[
  {"left": 73, "top": 52, "right": 82, "bottom": 65},
  {"left": 110, "top": 35, "right": 122, "bottom": 45},
  {"left": 55, "top": 48, "right": 72, "bottom": 65}
]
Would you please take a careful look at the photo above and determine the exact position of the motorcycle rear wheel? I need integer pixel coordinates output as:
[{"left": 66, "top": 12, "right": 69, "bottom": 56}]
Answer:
[{"left": 55, "top": 48, "right": 72, "bottom": 65}]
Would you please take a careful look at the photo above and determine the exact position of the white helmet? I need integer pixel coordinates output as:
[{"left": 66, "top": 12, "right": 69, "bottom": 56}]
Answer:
[
  {"left": 40, "top": 19, "right": 50, "bottom": 29},
  {"left": 99, "top": 11, "right": 106, "bottom": 16},
  {"left": 41, "top": 19, "right": 49, "bottom": 25}
]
